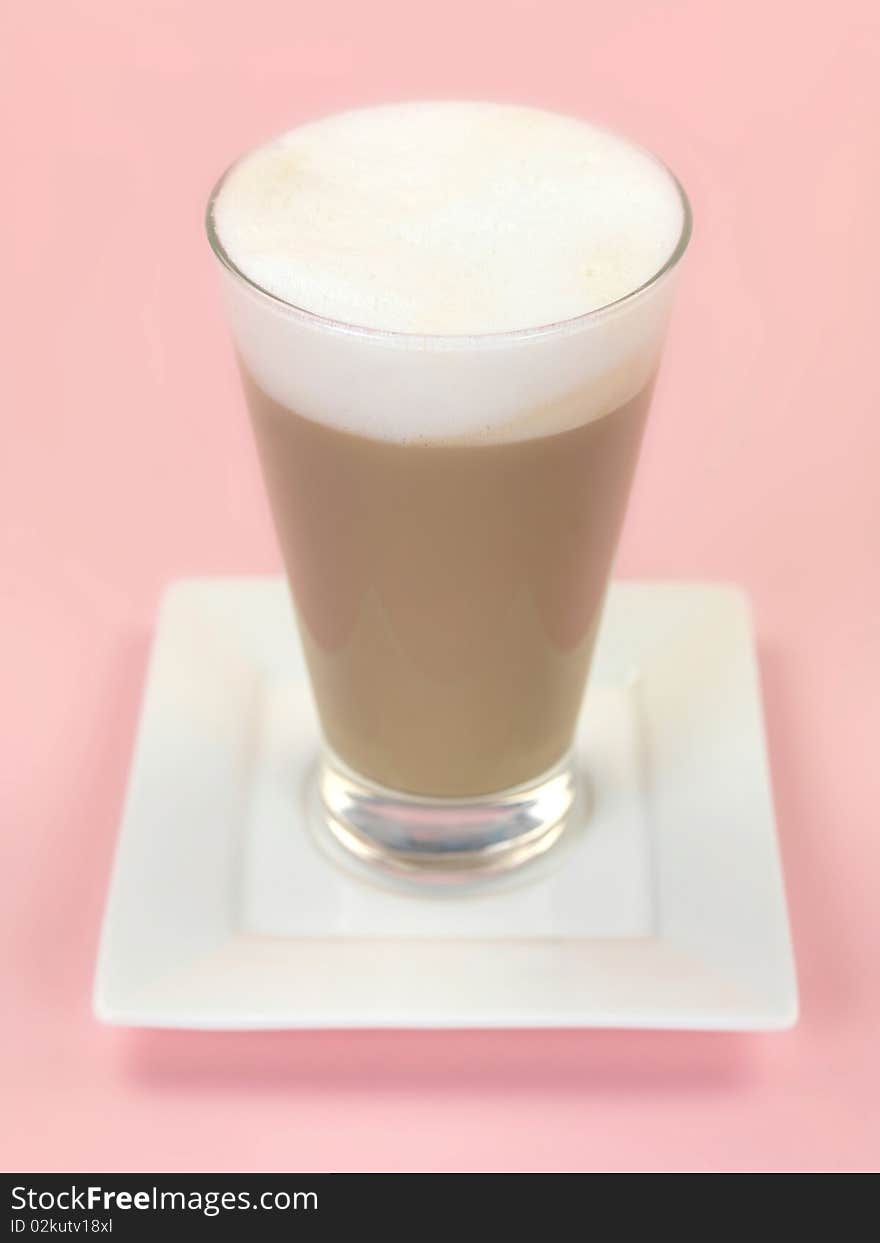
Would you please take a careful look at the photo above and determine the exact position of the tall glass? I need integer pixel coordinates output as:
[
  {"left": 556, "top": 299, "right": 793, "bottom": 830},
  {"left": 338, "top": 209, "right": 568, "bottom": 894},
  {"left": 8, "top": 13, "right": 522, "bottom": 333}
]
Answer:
[{"left": 206, "top": 133, "right": 691, "bottom": 883}]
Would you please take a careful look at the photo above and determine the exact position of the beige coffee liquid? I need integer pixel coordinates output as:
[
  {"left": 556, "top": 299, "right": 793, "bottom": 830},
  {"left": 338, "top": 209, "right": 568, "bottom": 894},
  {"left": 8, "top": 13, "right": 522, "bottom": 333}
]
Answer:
[{"left": 243, "top": 369, "right": 653, "bottom": 795}]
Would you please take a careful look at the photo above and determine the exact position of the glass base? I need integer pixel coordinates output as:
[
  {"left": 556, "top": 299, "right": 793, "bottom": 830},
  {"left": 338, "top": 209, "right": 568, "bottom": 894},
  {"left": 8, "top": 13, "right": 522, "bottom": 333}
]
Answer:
[{"left": 315, "top": 750, "right": 577, "bottom": 885}]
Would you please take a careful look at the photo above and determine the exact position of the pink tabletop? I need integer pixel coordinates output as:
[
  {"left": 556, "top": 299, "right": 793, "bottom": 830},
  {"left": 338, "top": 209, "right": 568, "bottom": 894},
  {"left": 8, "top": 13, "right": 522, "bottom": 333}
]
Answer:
[{"left": 3, "top": 0, "right": 878, "bottom": 1173}]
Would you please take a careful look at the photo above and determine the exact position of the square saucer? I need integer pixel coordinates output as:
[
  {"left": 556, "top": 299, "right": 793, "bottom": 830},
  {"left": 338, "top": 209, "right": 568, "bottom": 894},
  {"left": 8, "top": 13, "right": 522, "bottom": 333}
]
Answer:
[{"left": 94, "top": 578, "right": 797, "bottom": 1030}]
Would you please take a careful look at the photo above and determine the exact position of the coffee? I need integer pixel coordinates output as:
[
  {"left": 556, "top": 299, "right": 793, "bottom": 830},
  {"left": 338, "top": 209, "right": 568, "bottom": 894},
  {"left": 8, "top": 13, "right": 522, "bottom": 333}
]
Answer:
[
  {"left": 243, "top": 367, "right": 653, "bottom": 795},
  {"left": 207, "top": 101, "right": 688, "bottom": 873}
]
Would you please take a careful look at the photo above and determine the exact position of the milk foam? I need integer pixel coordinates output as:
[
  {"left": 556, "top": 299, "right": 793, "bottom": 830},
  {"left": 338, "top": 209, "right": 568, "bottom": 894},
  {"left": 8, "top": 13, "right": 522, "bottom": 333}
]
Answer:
[{"left": 210, "top": 103, "right": 687, "bottom": 442}]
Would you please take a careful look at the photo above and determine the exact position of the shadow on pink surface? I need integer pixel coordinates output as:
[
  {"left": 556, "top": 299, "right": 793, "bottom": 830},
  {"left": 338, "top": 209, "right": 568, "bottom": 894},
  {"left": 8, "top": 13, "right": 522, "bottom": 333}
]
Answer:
[{"left": 121, "top": 1026, "right": 757, "bottom": 1098}]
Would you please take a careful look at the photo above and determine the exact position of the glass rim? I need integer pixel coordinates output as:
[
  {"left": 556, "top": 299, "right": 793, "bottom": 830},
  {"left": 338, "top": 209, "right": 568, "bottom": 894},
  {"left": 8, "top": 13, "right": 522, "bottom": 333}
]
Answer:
[{"left": 204, "top": 109, "right": 693, "bottom": 345}]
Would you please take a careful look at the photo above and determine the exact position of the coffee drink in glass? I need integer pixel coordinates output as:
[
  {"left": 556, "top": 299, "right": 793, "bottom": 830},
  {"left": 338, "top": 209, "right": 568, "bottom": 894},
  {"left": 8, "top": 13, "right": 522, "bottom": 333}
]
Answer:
[{"left": 206, "top": 102, "right": 691, "bottom": 881}]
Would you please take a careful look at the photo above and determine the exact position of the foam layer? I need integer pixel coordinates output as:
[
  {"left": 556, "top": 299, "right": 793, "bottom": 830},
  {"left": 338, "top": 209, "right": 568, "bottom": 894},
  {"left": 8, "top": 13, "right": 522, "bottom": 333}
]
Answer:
[
  {"left": 214, "top": 102, "right": 683, "bottom": 335},
  {"left": 210, "top": 103, "right": 687, "bottom": 442}
]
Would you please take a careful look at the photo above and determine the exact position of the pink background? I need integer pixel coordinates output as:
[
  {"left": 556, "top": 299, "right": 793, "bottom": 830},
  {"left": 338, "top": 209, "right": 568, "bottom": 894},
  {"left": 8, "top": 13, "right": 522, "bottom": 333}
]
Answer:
[{"left": 3, "top": 0, "right": 879, "bottom": 1172}]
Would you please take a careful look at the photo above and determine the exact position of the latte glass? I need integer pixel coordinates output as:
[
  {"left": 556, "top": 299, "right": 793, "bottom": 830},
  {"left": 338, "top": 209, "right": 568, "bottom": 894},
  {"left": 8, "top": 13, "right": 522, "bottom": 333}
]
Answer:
[{"left": 206, "top": 130, "right": 691, "bottom": 884}]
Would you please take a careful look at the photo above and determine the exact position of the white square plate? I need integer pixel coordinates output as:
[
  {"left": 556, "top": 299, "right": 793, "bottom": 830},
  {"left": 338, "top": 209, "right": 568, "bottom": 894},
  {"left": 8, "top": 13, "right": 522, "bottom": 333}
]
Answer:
[{"left": 94, "top": 578, "right": 797, "bottom": 1029}]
